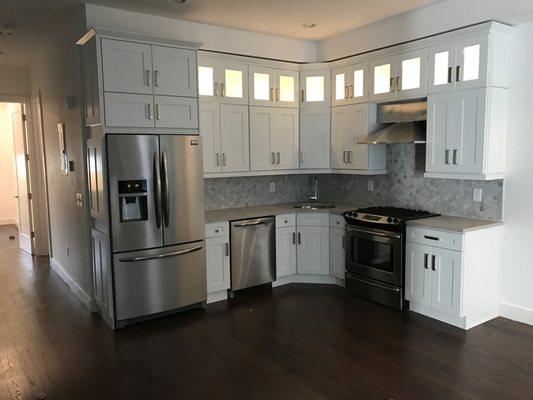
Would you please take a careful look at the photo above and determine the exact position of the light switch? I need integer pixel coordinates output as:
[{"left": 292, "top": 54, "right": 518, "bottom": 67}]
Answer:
[
  {"left": 473, "top": 188, "right": 482, "bottom": 202},
  {"left": 269, "top": 182, "right": 275, "bottom": 192}
]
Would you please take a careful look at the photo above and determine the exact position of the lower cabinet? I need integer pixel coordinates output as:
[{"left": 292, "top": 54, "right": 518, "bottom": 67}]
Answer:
[
  {"left": 405, "top": 225, "right": 502, "bottom": 330},
  {"left": 276, "top": 225, "right": 297, "bottom": 278},
  {"left": 205, "top": 223, "right": 231, "bottom": 294}
]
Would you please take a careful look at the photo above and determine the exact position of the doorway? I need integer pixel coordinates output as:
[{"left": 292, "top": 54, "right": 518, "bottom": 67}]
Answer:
[{"left": 0, "top": 99, "right": 49, "bottom": 255}]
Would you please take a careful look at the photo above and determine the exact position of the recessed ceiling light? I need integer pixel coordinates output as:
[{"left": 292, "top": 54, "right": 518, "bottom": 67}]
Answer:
[
  {"left": 168, "top": 0, "right": 187, "bottom": 4},
  {"left": 302, "top": 23, "right": 316, "bottom": 28},
  {"left": 0, "top": 24, "right": 16, "bottom": 36}
]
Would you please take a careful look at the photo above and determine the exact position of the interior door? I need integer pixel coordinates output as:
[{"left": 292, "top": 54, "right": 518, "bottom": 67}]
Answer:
[
  {"left": 160, "top": 135, "right": 205, "bottom": 246},
  {"left": 12, "top": 105, "right": 34, "bottom": 254},
  {"left": 220, "top": 104, "right": 249, "bottom": 172},
  {"left": 199, "top": 102, "right": 221, "bottom": 173},
  {"left": 275, "top": 108, "right": 299, "bottom": 170},
  {"left": 152, "top": 45, "right": 197, "bottom": 97},
  {"left": 101, "top": 39, "right": 153, "bottom": 95},
  {"left": 107, "top": 134, "right": 162, "bottom": 252}
]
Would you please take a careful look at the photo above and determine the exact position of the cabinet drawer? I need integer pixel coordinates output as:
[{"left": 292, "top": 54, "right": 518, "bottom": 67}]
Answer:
[
  {"left": 297, "top": 213, "right": 329, "bottom": 227},
  {"left": 407, "top": 227, "right": 463, "bottom": 251},
  {"left": 276, "top": 213, "right": 296, "bottom": 227},
  {"left": 330, "top": 214, "right": 345, "bottom": 228},
  {"left": 205, "top": 222, "right": 229, "bottom": 238}
]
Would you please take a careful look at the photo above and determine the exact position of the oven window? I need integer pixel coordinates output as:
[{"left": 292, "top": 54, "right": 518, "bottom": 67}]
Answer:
[{"left": 354, "top": 238, "right": 394, "bottom": 273}]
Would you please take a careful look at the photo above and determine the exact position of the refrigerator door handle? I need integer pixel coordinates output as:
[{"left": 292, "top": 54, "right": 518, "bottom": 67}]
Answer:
[
  {"left": 118, "top": 245, "right": 203, "bottom": 263},
  {"left": 153, "top": 151, "right": 162, "bottom": 229},
  {"left": 161, "top": 148, "right": 170, "bottom": 227}
]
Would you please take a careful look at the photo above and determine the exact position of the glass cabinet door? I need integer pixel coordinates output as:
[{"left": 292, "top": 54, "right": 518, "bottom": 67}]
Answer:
[
  {"left": 219, "top": 62, "right": 248, "bottom": 105},
  {"left": 198, "top": 64, "right": 216, "bottom": 99},
  {"left": 249, "top": 66, "right": 275, "bottom": 106},
  {"left": 301, "top": 69, "right": 330, "bottom": 109},
  {"left": 428, "top": 43, "right": 457, "bottom": 94},
  {"left": 332, "top": 64, "right": 367, "bottom": 106},
  {"left": 370, "top": 57, "right": 395, "bottom": 101},
  {"left": 350, "top": 63, "right": 367, "bottom": 103},
  {"left": 275, "top": 70, "right": 299, "bottom": 108},
  {"left": 397, "top": 49, "right": 427, "bottom": 99},
  {"left": 332, "top": 68, "right": 349, "bottom": 106},
  {"left": 456, "top": 35, "right": 487, "bottom": 90}
]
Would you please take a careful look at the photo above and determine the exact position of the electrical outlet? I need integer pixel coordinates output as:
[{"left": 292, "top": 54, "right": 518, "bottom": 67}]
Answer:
[
  {"left": 473, "top": 188, "right": 482, "bottom": 202},
  {"left": 269, "top": 182, "right": 276, "bottom": 192},
  {"left": 367, "top": 180, "right": 374, "bottom": 192},
  {"left": 65, "top": 245, "right": 70, "bottom": 257},
  {"left": 75, "top": 193, "right": 83, "bottom": 207}
]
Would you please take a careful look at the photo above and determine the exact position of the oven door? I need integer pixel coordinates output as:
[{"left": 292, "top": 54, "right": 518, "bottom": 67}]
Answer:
[{"left": 345, "top": 225, "right": 403, "bottom": 286}]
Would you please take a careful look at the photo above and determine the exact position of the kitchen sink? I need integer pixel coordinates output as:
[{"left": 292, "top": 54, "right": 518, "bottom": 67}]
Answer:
[{"left": 293, "top": 203, "right": 336, "bottom": 209}]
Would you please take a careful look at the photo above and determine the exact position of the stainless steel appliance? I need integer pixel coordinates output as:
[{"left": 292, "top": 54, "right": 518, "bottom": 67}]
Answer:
[
  {"left": 107, "top": 134, "right": 206, "bottom": 327},
  {"left": 343, "top": 206, "right": 439, "bottom": 310},
  {"left": 230, "top": 217, "right": 276, "bottom": 291}
]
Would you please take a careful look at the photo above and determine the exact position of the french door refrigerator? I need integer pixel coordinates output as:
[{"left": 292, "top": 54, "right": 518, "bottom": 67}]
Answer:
[{"left": 107, "top": 134, "right": 206, "bottom": 327}]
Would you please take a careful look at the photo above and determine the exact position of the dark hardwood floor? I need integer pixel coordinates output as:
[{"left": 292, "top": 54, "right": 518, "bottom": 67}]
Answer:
[{"left": 1, "top": 225, "right": 533, "bottom": 399}]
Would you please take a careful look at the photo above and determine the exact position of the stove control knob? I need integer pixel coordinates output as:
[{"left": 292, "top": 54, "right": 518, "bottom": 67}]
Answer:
[
  {"left": 392, "top": 218, "right": 400, "bottom": 224},
  {"left": 387, "top": 217, "right": 393, "bottom": 223}
]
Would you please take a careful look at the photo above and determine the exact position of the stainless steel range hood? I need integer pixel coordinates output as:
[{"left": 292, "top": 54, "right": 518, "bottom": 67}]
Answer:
[{"left": 358, "top": 100, "right": 427, "bottom": 145}]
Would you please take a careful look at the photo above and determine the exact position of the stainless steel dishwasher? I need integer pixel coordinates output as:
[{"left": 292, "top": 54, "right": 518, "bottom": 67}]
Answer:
[{"left": 230, "top": 217, "right": 276, "bottom": 291}]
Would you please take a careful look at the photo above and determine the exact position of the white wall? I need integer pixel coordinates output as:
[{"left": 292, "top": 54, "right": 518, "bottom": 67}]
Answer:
[
  {"left": 30, "top": 7, "right": 93, "bottom": 307},
  {"left": 0, "top": 66, "right": 31, "bottom": 97},
  {"left": 0, "top": 103, "right": 19, "bottom": 226},
  {"left": 499, "top": 22, "right": 533, "bottom": 325},
  {"left": 318, "top": 0, "right": 533, "bottom": 60},
  {"left": 85, "top": 4, "right": 317, "bottom": 62}
]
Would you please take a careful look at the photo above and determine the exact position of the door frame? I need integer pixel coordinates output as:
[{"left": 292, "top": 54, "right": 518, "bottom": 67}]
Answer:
[{"left": 0, "top": 94, "right": 51, "bottom": 256}]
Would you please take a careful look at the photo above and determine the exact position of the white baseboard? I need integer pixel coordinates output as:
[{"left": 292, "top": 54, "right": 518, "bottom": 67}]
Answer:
[
  {"left": 50, "top": 258, "right": 92, "bottom": 311},
  {"left": 207, "top": 290, "right": 228, "bottom": 304},
  {"left": 273, "top": 274, "right": 337, "bottom": 287},
  {"left": 0, "top": 218, "right": 17, "bottom": 226},
  {"left": 499, "top": 302, "right": 533, "bottom": 326}
]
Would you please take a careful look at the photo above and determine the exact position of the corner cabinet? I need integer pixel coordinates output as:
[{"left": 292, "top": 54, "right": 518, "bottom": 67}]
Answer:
[
  {"left": 331, "top": 103, "right": 386, "bottom": 172},
  {"left": 405, "top": 224, "right": 502, "bottom": 330}
]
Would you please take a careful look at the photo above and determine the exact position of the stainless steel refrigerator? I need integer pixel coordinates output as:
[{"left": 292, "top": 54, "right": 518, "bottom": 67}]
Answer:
[{"left": 106, "top": 134, "right": 206, "bottom": 327}]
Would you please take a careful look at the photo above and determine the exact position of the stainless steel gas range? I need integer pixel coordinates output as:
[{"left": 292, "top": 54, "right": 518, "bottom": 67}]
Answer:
[{"left": 343, "top": 207, "right": 439, "bottom": 310}]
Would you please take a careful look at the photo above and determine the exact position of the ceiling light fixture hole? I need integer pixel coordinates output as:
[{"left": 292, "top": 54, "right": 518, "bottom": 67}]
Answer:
[{"left": 302, "top": 23, "right": 316, "bottom": 28}]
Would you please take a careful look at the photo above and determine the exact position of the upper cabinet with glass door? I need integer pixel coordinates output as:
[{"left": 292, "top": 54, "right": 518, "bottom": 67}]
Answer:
[
  {"left": 300, "top": 69, "right": 330, "bottom": 109},
  {"left": 428, "top": 32, "right": 508, "bottom": 94},
  {"left": 369, "top": 49, "right": 427, "bottom": 102},
  {"left": 198, "top": 56, "right": 248, "bottom": 105},
  {"left": 249, "top": 66, "right": 299, "bottom": 108},
  {"left": 332, "top": 63, "right": 368, "bottom": 106}
]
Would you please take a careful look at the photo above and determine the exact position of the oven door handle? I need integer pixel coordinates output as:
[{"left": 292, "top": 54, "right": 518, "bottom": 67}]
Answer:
[
  {"left": 346, "top": 273, "right": 401, "bottom": 292},
  {"left": 346, "top": 227, "right": 401, "bottom": 239}
]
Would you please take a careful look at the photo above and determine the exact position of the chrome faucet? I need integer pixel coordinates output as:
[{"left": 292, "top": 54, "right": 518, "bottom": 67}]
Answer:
[{"left": 309, "top": 176, "right": 319, "bottom": 202}]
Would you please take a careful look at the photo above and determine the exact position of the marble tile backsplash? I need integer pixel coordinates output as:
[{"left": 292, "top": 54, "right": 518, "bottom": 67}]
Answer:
[
  {"left": 204, "top": 145, "right": 504, "bottom": 220},
  {"left": 318, "top": 145, "right": 504, "bottom": 220}
]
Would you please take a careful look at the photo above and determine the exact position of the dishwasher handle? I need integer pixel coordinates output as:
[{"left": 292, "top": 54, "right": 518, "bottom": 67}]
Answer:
[{"left": 233, "top": 219, "right": 268, "bottom": 227}]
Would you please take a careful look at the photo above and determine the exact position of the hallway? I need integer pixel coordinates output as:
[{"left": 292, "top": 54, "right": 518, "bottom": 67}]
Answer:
[{"left": 1, "top": 225, "right": 533, "bottom": 399}]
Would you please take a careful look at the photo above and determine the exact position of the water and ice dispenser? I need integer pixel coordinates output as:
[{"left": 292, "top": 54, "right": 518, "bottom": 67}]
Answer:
[{"left": 118, "top": 180, "right": 148, "bottom": 222}]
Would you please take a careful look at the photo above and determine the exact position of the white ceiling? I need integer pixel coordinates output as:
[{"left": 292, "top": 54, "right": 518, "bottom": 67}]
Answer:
[{"left": 0, "top": 0, "right": 445, "bottom": 66}]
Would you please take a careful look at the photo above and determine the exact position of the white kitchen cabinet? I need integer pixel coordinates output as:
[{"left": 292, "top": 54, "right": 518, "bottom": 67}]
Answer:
[
  {"left": 297, "top": 225, "right": 329, "bottom": 275},
  {"left": 331, "top": 103, "right": 386, "bottom": 172},
  {"left": 329, "top": 226, "right": 345, "bottom": 280},
  {"left": 101, "top": 39, "right": 153, "bottom": 95},
  {"left": 154, "top": 96, "right": 198, "bottom": 129},
  {"left": 300, "top": 107, "right": 330, "bottom": 169},
  {"left": 276, "top": 225, "right": 297, "bottom": 278},
  {"left": 104, "top": 93, "right": 155, "bottom": 128},
  {"left": 405, "top": 224, "right": 502, "bottom": 330},
  {"left": 300, "top": 69, "right": 330, "bottom": 108},
  {"left": 369, "top": 49, "right": 427, "bottom": 101},
  {"left": 249, "top": 66, "right": 299, "bottom": 108},
  {"left": 198, "top": 56, "right": 248, "bottom": 105},
  {"left": 426, "top": 87, "right": 507, "bottom": 179},
  {"left": 152, "top": 46, "right": 197, "bottom": 97},
  {"left": 200, "top": 102, "right": 249, "bottom": 174},
  {"left": 250, "top": 107, "right": 299, "bottom": 171},
  {"left": 332, "top": 63, "right": 368, "bottom": 106},
  {"left": 206, "top": 235, "right": 231, "bottom": 294}
]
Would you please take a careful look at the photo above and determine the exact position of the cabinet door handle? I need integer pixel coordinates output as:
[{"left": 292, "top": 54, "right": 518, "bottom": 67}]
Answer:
[
  {"left": 222, "top": 152, "right": 227, "bottom": 166},
  {"left": 301, "top": 89, "right": 305, "bottom": 102},
  {"left": 447, "top": 67, "right": 453, "bottom": 83},
  {"left": 155, "top": 104, "right": 161, "bottom": 120},
  {"left": 216, "top": 153, "right": 220, "bottom": 167},
  {"left": 146, "top": 103, "right": 152, "bottom": 120},
  {"left": 349, "top": 84, "right": 354, "bottom": 98},
  {"left": 396, "top": 76, "right": 400, "bottom": 91},
  {"left": 276, "top": 152, "right": 281, "bottom": 165},
  {"left": 424, "top": 235, "right": 440, "bottom": 241},
  {"left": 225, "top": 242, "right": 229, "bottom": 257},
  {"left": 453, "top": 149, "right": 458, "bottom": 165},
  {"left": 445, "top": 149, "right": 450, "bottom": 165},
  {"left": 145, "top": 69, "right": 151, "bottom": 86},
  {"left": 214, "top": 82, "right": 219, "bottom": 97},
  {"left": 456, "top": 65, "right": 461, "bottom": 82},
  {"left": 431, "top": 255, "right": 436, "bottom": 271},
  {"left": 343, "top": 150, "right": 347, "bottom": 163},
  {"left": 292, "top": 232, "right": 296, "bottom": 245},
  {"left": 221, "top": 82, "right": 225, "bottom": 97},
  {"left": 269, "top": 87, "right": 274, "bottom": 101},
  {"left": 348, "top": 150, "right": 353, "bottom": 164},
  {"left": 390, "top": 77, "right": 395, "bottom": 92},
  {"left": 154, "top": 70, "right": 159, "bottom": 87},
  {"left": 297, "top": 232, "right": 301, "bottom": 245},
  {"left": 275, "top": 88, "right": 280, "bottom": 102},
  {"left": 300, "top": 151, "right": 304, "bottom": 164},
  {"left": 271, "top": 152, "right": 276, "bottom": 165},
  {"left": 424, "top": 253, "right": 429, "bottom": 269}
]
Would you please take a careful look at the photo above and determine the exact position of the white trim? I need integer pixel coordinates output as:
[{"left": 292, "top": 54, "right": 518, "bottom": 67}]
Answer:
[
  {"left": 273, "top": 274, "right": 336, "bottom": 287},
  {"left": 204, "top": 169, "right": 388, "bottom": 179},
  {"left": 50, "top": 258, "right": 92, "bottom": 310},
  {"left": 0, "top": 218, "right": 17, "bottom": 226},
  {"left": 499, "top": 302, "right": 533, "bottom": 326},
  {"left": 424, "top": 172, "right": 504, "bottom": 180},
  {"left": 207, "top": 290, "right": 228, "bottom": 304}
]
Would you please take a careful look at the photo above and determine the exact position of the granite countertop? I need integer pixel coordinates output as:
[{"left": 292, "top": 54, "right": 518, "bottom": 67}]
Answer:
[
  {"left": 205, "top": 202, "right": 358, "bottom": 223},
  {"left": 406, "top": 215, "right": 503, "bottom": 233}
]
